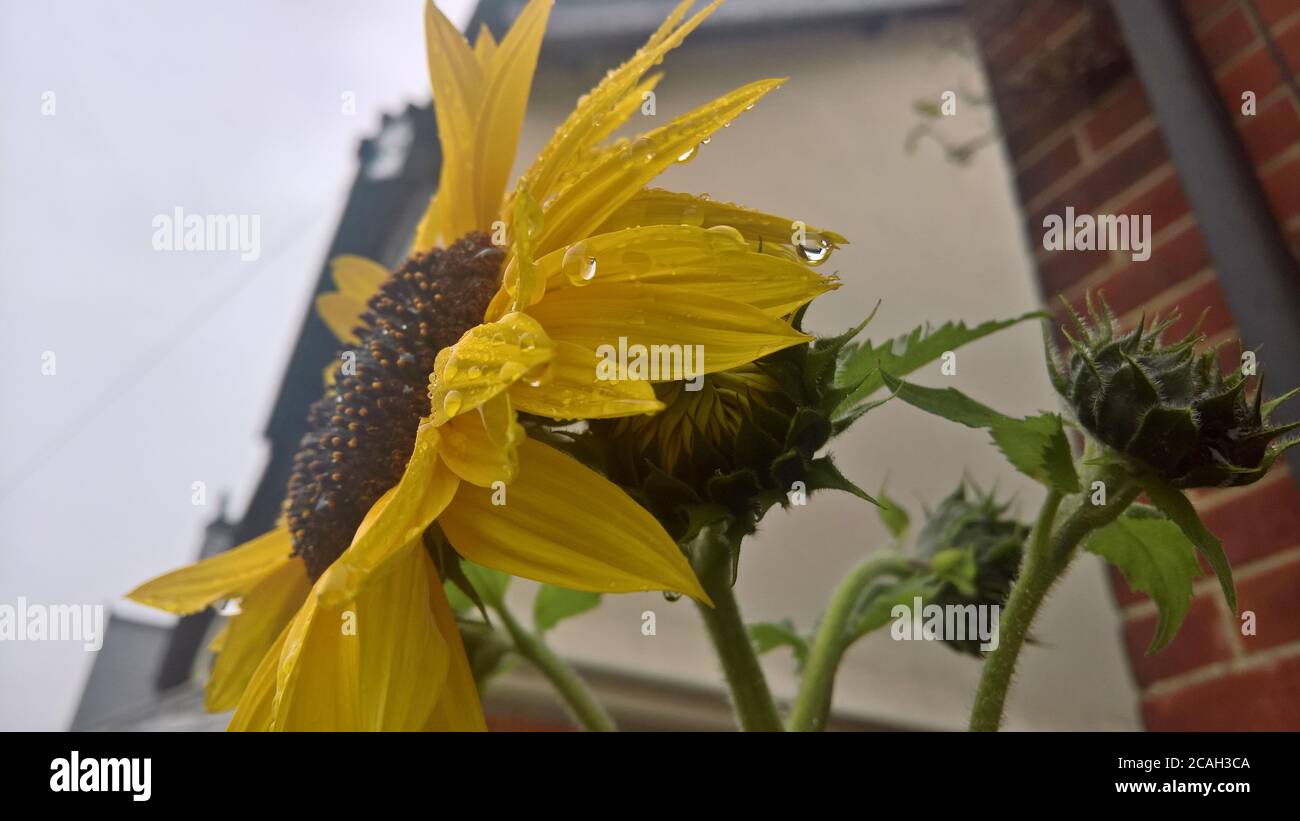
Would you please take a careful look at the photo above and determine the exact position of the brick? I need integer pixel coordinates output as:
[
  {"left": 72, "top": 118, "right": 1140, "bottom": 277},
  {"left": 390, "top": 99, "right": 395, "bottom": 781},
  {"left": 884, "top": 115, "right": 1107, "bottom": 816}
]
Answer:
[
  {"left": 984, "top": 1, "right": 1084, "bottom": 74},
  {"left": 1030, "top": 129, "right": 1169, "bottom": 228},
  {"left": 1277, "top": 16, "right": 1300, "bottom": 68},
  {"left": 1182, "top": 0, "right": 1233, "bottom": 26},
  {"left": 1238, "top": 555, "right": 1300, "bottom": 653},
  {"left": 1163, "top": 276, "right": 1235, "bottom": 340},
  {"left": 1003, "top": 89, "right": 1092, "bottom": 158},
  {"left": 1117, "top": 173, "right": 1192, "bottom": 238},
  {"left": 1040, "top": 247, "right": 1113, "bottom": 295},
  {"left": 1084, "top": 77, "right": 1153, "bottom": 152},
  {"left": 1092, "top": 225, "right": 1210, "bottom": 318},
  {"left": 1018, "top": 136, "right": 1080, "bottom": 203},
  {"left": 1216, "top": 46, "right": 1286, "bottom": 103},
  {"left": 1238, "top": 97, "right": 1300, "bottom": 166},
  {"left": 1196, "top": 7, "right": 1257, "bottom": 67},
  {"left": 1262, "top": 154, "right": 1300, "bottom": 224},
  {"left": 1142, "top": 652, "right": 1300, "bottom": 730},
  {"left": 1254, "top": 0, "right": 1300, "bottom": 27},
  {"left": 1123, "top": 592, "right": 1235, "bottom": 686},
  {"left": 1200, "top": 475, "right": 1300, "bottom": 566}
]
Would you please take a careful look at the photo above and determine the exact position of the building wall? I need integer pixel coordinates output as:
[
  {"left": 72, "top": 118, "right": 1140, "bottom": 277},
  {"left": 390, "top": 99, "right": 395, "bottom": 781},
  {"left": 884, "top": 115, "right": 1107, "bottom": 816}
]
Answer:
[
  {"left": 501, "top": 10, "right": 1142, "bottom": 730},
  {"left": 968, "top": 0, "right": 1300, "bottom": 730}
]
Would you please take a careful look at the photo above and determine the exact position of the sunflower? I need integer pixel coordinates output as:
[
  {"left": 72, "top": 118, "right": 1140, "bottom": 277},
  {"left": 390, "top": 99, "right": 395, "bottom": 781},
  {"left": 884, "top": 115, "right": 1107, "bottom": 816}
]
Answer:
[{"left": 128, "top": 0, "right": 843, "bottom": 731}]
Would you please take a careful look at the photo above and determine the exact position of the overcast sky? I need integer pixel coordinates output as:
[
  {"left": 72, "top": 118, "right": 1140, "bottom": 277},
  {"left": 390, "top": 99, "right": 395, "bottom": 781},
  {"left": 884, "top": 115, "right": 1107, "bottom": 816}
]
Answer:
[{"left": 0, "top": 0, "right": 473, "bottom": 730}]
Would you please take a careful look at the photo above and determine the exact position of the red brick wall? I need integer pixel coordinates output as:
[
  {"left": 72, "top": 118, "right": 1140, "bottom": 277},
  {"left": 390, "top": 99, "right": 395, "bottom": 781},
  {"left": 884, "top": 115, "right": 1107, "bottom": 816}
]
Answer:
[{"left": 967, "top": 0, "right": 1300, "bottom": 730}]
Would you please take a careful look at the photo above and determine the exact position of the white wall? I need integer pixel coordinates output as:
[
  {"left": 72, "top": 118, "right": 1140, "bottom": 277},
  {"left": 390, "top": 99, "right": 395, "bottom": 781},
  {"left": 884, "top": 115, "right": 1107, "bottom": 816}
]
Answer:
[{"left": 506, "top": 12, "right": 1140, "bottom": 730}]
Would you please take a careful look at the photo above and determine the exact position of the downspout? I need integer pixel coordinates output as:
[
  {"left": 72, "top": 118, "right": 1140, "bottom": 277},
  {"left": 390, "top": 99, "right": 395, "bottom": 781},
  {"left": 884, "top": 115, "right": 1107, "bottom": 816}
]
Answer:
[{"left": 1109, "top": 0, "right": 1300, "bottom": 476}]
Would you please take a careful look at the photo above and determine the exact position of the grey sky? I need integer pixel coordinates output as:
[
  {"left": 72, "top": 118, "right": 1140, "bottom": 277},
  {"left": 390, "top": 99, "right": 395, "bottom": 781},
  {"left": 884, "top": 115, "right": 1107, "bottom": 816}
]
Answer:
[{"left": 0, "top": 0, "right": 472, "bottom": 730}]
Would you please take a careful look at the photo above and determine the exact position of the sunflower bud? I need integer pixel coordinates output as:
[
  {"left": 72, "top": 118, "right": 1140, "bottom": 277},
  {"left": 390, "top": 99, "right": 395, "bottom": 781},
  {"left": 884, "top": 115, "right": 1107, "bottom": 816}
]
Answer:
[
  {"left": 911, "top": 484, "right": 1027, "bottom": 655},
  {"left": 1049, "top": 297, "right": 1299, "bottom": 489}
]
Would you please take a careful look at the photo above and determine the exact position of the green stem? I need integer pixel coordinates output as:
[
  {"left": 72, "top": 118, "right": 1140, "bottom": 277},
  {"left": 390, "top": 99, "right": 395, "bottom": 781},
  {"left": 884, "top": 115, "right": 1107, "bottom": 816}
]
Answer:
[
  {"left": 496, "top": 605, "right": 616, "bottom": 732},
  {"left": 969, "top": 477, "right": 1140, "bottom": 731},
  {"left": 788, "top": 554, "right": 914, "bottom": 732},
  {"left": 693, "top": 528, "right": 784, "bottom": 732}
]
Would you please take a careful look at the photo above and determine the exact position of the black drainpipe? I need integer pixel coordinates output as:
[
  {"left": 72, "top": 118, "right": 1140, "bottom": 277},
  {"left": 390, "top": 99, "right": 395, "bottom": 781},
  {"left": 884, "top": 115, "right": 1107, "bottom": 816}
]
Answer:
[{"left": 1109, "top": 0, "right": 1300, "bottom": 477}]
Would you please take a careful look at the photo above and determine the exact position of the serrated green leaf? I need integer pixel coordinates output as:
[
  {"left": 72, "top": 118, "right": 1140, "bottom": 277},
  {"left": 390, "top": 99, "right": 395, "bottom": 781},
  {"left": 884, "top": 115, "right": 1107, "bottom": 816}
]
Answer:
[
  {"left": 1086, "top": 513, "right": 1202, "bottom": 652},
  {"left": 804, "top": 456, "right": 878, "bottom": 505},
  {"left": 875, "top": 488, "right": 911, "bottom": 540},
  {"left": 1143, "top": 477, "right": 1237, "bottom": 613},
  {"left": 879, "top": 372, "right": 1009, "bottom": 428},
  {"left": 835, "top": 312, "right": 1044, "bottom": 416},
  {"left": 748, "top": 619, "right": 810, "bottom": 670},
  {"left": 534, "top": 584, "right": 603, "bottom": 634},
  {"left": 988, "top": 413, "right": 1081, "bottom": 493}
]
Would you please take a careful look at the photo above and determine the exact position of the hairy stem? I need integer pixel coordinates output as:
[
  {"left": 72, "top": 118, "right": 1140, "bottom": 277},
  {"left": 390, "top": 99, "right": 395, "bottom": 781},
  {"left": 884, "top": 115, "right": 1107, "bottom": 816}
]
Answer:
[
  {"left": 693, "top": 527, "right": 784, "bottom": 732},
  {"left": 969, "top": 477, "right": 1139, "bottom": 731},
  {"left": 496, "top": 604, "right": 616, "bottom": 732},
  {"left": 788, "top": 554, "right": 914, "bottom": 732}
]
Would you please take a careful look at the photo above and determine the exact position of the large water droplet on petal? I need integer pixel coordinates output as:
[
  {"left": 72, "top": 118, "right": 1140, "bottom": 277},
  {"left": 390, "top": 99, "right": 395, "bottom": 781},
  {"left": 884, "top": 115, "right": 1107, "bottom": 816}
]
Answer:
[
  {"left": 443, "top": 357, "right": 460, "bottom": 382},
  {"left": 796, "top": 238, "right": 834, "bottom": 266},
  {"left": 707, "top": 224, "right": 747, "bottom": 253},
  {"left": 442, "top": 389, "right": 463, "bottom": 417},
  {"left": 676, "top": 144, "right": 698, "bottom": 164},
  {"left": 518, "top": 332, "right": 537, "bottom": 352},
  {"left": 562, "top": 243, "right": 598, "bottom": 285}
]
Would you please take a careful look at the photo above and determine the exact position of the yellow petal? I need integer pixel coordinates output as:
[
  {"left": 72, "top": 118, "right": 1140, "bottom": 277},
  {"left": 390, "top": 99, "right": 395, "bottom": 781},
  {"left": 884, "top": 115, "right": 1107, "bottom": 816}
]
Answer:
[
  {"left": 533, "top": 77, "right": 784, "bottom": 258},
  {"left": 273, "top": 548, "right": 450, "bottom": 731},
  {"left": 331, "top": 255, "right": 389, "bottom": 302},
  {"left": 519, "top": 0, "right": 721, "bottom": 206},
  {"left": 316, "top": 423, "right": 460, "bottom": 608},
  {"left": 535, "top": 225, "right": 838, "bottom": 315},
  {"left": 596, "top": 189, "right": 849, "bottom": 254},
  {"left": 424, "top": 558, "right": 487, "bottom": 731},
  {"left": 429, "top": 311, "right": 555, "bottom": 425},
  {"left": 525, "top": 282, "right": 812, "bottom": 377},
  {"left": 316, "top": 292, "right": 366, "bottom": 345},
  {"left": 510, "top": 340, "right": 664, "bottom": 419},
  {"left": 438, "top": 393, "right": 525, "bottom": 487},
  {"left": 205, "top": 559, "right": 310, "bottom": 712},
  {"left": 439, "top": 437, "right": 709, "bottom": 603},
  {"left": 127, "top": 528, "right": 294, "bottom": 615},
  {"left": 502, "top": 183, "right": 546, "bottom": 310},
  {"left": 473, "top": 22, "right": 497, "bottom": 68},
  {"left": 227, "top": 626, "right": 286, "bottom": 732},
  {"left": 472, "top": 0, "right": 551, "bottom": 229},
  {"left": 416, "top": 1, "right": 487, "bottom": 248}
]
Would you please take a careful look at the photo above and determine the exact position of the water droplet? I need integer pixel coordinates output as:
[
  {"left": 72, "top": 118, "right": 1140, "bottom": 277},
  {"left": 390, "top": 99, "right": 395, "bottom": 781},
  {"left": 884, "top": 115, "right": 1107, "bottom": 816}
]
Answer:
[
  {"left": 701, "top": 136, "right": 711, "bottom": 145},
  {"left": 522, "top": 361, "right": 552, "bottom": 387},
  {"left": 676, "top": 144, "right": 698, "bottom": 164},
  {"left": 491, "top": 332, "right": 505, "bottom": 345},
  {"left": 796, "top": 239, "right": 834, "bottom": 266},
  {"left": 442, "top": 389, "right": 463, "bottom": 417},
  {"left": 518, "top": 332, "right": 537, "bottom": 352},
  {"left": 443, "top": 357, "right": 459, "bottom": 382},
  {"left": 561, "top": 243, "right": 598, "bottom": 285},
  {"left": 498, "top": 361, "right": 526, "bottom": 382},
  {"left": 707, "top": 224, "right": 747, "bottom": 253},
  {"left": 682, "top": 204, "right": 704, "bottom": 227},
  {"left": 467, "top": 365, "right": 482, "bottom": 380}
]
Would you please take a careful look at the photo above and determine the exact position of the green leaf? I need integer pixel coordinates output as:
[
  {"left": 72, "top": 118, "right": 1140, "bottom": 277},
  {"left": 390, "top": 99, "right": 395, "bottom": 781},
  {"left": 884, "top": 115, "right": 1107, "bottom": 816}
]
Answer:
[
  {"left": 533, "top": 584, "right": 602, "bottom": 634},
  {"left": 835, "top": 312, "right": 1045, "bottom": 416},
  {"left": 444, "top": 579, "right": 476, "bottom": 614},
  {"left": 461, "top": 561, "right": 512, "bottom": 608},
  {"left": 848, "top": 574, "right": 939, "bottom": 640},
  {"left": 748, "top": 619, "right": 810, "bottom": 670},
  {"left": 988, "top": 413, "right": 1081, "bottom": 493},
  {"left": 881, "top": 374, "right": 1080, "bottom": 492},
  {"left": 804, "top": 456, "right": 878, "bottom": 505},
  {"left": 1143, "top": 477, "right": 1237, "bottom": 613},
  {"left": 1086, "top": 513, "right": 1202, "bottom": 652},
  {"left": 875, "top": 488, "right": 911, "bottom": 540}
]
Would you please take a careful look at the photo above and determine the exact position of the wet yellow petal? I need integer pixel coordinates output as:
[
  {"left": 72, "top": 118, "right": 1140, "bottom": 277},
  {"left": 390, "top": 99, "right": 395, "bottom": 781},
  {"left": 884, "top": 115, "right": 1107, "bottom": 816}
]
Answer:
[
  {"left": 127, "top": 528, "right": 294, "bottom": 615},
  {"left": 205, "top": 559, "right": 310, "bottom": 712},
  {"left": 439, "top": 393, "right": 525, "bottom": 487},
  {"left": 424, "top": 558, "right": 487, "bottom": 731},
  {"left": 273, "top": 548, "right": 450, "bottom": 731},
  {"left": 316, "top": 292, "right": 366, "bottom": 345},
  {"left": 536, "top": 225, "right": 838, "bottom": 315},
  {"left": 519, "top": 0, "right": 720, "bottom": 205},
  {"left": 525, "top": 282, "right": 812, "bottom": 377},
  {"left": 533, "top": 78, "right": 784, "bottom": 258},
  {"left": 510, "top": 340, "right": 664, "bottom": 419},
  {"left": 227, "top": 626, "right": 286, "bottom": 732},
  {"left": 502, "top": 184, "right": 546, "bottom": 310},
  {"left": 440, "top": 437, "right": 709, "bottom": 602},
  {"left": 317, "top": 424, "right": 460, "bottom": 608},
  {"left": 596, "top": 189, "right": 849, "bottom": 253},
  {"left": 429, "top": 311, "right": 555, "bottom": 425},
  {"left": 473, "top": 0, "right": 550, "bottom": 229},
  {"left": 473, "top": 22, "right": 497, "bottom": 68}
]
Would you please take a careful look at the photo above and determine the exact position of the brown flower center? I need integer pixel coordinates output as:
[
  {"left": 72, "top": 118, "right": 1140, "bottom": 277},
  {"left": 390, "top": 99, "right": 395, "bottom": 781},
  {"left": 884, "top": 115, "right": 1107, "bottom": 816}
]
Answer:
[{"left": 285, "top": 232, "right": 501, "bottom": 580}]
